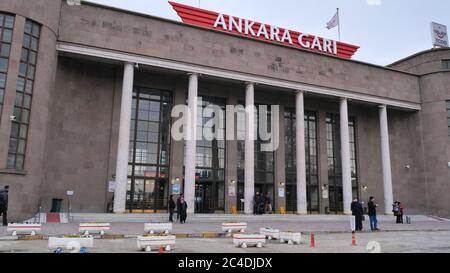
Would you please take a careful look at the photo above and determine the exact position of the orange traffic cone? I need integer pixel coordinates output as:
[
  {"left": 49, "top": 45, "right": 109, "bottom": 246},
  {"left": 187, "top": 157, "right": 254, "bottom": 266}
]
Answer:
[
  {"left": 351, "top": 232, "right": 357, "bottom": 247},
  {"left": 310, "top": 233, "right": 315, "bottom": 248},
  {"left": 159, "top": 245, "right": 165, "bottom": 253}
]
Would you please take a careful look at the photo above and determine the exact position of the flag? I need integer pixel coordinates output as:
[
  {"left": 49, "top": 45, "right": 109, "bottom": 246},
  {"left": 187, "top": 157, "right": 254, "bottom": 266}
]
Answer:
[{"left": 326, "top": 10, "right": 339, "bottom": 30}]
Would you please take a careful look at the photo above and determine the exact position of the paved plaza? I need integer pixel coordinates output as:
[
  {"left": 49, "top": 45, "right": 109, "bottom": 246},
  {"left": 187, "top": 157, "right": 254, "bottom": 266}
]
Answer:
[
  {"left": 0, "top": 214, "right": 450, "bottom": 253},
  {"left": 0, "top": 231, "right": 449, "bottom": 253}
]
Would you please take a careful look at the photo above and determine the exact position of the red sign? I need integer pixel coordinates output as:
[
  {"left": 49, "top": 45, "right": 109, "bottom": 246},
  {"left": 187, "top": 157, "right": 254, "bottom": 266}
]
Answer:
[{"left": 169, "top": 2, "right": 359, "bottom": 59}]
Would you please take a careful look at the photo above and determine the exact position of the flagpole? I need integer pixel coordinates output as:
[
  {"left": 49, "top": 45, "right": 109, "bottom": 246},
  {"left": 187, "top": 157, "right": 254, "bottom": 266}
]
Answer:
[
  {"left": 337, "top": 8, "right": 341, "bottom": 41},
  {"left": 198, "top": 0, "right": 201, "bottom": 8}
]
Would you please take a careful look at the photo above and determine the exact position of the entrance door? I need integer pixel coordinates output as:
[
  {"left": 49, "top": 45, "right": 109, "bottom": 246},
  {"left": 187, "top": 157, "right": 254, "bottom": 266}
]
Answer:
[
  {"left": 128, "top": 178, "right": 168, "bottom": 212},
  {"left": 195, "top": 182, "right": 214, "bottom": 213}
]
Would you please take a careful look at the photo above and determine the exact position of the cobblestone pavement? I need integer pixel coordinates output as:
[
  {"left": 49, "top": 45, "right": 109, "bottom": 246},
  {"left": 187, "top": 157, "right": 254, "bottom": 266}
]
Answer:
[{"left": 0, "top": 230, "right": 449, "bottom": 253}]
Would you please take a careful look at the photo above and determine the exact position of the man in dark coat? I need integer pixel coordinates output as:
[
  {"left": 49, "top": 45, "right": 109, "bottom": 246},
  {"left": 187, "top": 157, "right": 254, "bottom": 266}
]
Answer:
[
  {"left": 179, "top": 197, "right": 188, "bottom": 224},
  {"left": 0, "top": 186, "right": 9, "bottom": 226},
  {"left": 351, "top": 198, "right": 364, "bottom": 231},
  {"left": 168, "top": 195, "right": 176, "bottom": 222},
  {"left": 368, "top": 196, "right": 380, "bottom": 231},
  {"left": 176, "top": 194, "right": 183, "bottom": 221},
  {"left": 253, "top": 192, "right": 260, "bottom": 215}
]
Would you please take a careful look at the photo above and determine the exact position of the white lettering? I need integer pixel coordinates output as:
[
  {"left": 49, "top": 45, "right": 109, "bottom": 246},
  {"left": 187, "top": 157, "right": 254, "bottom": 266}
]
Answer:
[
  {"left": 298, "top": 33, "right": 311, "bottom": 48},
  {"left": 257, "top": 24, "right": 269, "bottom": 39},
  {"left": 311, "top": 36, "right": 322, "bottom": 51},
  {"left": 229, "top": 16, "right": 243, "bottom": 33},
  {"left": 214, "top": 14, "right": 228, "bottom": 30},
  {"left": 281, "top": 29, "right": 293, "bottom": 44},
  {"left": 245, "top": 19, "right": 256, "bottom": 36},
  {"left": 270, "top": 26, "right": 281, "bottom": 42},
  {"left": 323, "top": 39, "right": 333, "bottom": 53},
  {"left": 333, "top": 40, "right": 338, "bottom": 55}
]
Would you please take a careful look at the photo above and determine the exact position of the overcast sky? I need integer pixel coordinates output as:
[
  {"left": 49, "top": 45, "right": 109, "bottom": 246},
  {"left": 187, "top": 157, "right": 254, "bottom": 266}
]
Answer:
[{"left": 88, "top": 0, "right": 449, "bottom": 66}]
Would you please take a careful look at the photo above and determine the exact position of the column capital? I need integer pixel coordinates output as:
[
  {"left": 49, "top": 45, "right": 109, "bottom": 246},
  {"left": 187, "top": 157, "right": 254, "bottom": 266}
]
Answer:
[
  {"left": 187, "top": 72, "right": 200, "bottom": 77},
  {"left": 244, "top": 81, "right": 255, "bottom": 86},
  {"left": 379, "top": 104, "right": 388, "bottom": 109},
  {"left": 340, "top": 97, "right": 348, "bottom": 102},
  {"left": 295, "top": 90, "right": 306, "bottom": 94}
]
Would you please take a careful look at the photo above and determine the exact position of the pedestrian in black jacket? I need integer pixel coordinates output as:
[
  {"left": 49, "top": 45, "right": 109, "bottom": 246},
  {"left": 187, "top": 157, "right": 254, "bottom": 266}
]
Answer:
[
  {"left": 168, "top": 195, "right": 176, "bottom": 222},
  {"left": 176, "top": 194, "right": 183, "bottom": 221},
  {"left": 351, "top": 198, "right": 364, "bottom": 231},
  {"left": 179, "top": 197, "right": 188, "bottom": 224},
  {"left": 368, "top": 196, "right": 380, "bottom": 231},
  {"left": 0, "top": 186, "right": 9, "bottom": 226}
]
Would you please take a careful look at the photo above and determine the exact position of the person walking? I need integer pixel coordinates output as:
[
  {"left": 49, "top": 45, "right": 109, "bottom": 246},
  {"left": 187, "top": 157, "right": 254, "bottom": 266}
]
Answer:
[
  {"left": 258, "top": 194, "right": 265, "bottom": 215},
  {"left": 176, "top": 194, "right": 183, "bottom": 221},
  {"left": 168, "top": 195, "right": 176, "bottom": 222},
  {"left": 0, "top": 186, "right": 9, "bottom": 226},
  {"left": 368, "top": 196, "right": 380, "bottom": 231},
  {"left": 179, "top": 197, "right": 188, "bottom": 224},
  {"left": 397, "top": 202, "right": 404, "bottom": 224},
  {"left": 253, "top": 192, "right": 260, "bottom": 215},
  {"left": 351, "top": 198, "right": 364, "bottom": 231}
]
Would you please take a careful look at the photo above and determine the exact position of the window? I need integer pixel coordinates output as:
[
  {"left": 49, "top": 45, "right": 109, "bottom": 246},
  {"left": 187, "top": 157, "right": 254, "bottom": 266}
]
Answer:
[
  {"left": 443, "top": 60, "right": 450, "bottom": 70},
  {"left": 447, "top": 101, "right": 450, "bottom": 136},
  {"left": 236, "top": 102, "right": 276, "bottom": 212},
  {"left": 326, "top": 114, "right": 359, "bottom": 213},
  {"left": 127, "top": 88, "right": 173, "bottom": 211},
  {"left": 7, "top": 19, "right": 39, "bottom": 170},
  {"left": 284, "top": 109, "right": 319, "bottom": 213},
  {"left": 0, "top": 13, "right": 15, "bottom": 122},
  {"left": 183, "top": 95, "right": 227, "bottom": 212}
]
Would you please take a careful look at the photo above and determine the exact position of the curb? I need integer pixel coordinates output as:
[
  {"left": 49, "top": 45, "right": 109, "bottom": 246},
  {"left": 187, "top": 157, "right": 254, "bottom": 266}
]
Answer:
[{"left": 1, "top": 229, "right": 450, "bottom": 241}]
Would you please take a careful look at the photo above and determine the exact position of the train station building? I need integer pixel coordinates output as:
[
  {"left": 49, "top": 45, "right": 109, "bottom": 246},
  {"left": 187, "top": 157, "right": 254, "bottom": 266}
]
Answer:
[{"left": 0, "top": 0, "right": 449, "bottom": 221}]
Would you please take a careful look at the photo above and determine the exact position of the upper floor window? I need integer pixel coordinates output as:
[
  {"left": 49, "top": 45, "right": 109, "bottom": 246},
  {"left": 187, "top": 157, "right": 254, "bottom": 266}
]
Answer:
[
  {"left": 6, "top": 19, "right": 40, "bottom": 170},
  {"left": 443, "top": 60, "right": 450, "bottom": 70},
  {"left": 0, "top": 13, "right": 15, "bottom": 121}
]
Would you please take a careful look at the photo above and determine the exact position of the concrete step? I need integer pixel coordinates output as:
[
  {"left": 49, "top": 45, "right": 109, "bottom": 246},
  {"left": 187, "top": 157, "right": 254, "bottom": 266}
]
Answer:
[{"left": 66, "top": 213, "right": 437, "bottom": 223}]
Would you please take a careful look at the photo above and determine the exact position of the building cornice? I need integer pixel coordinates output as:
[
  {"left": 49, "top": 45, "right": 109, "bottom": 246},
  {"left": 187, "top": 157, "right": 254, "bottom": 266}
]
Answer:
[{"left": 56, "top": 42, "right": 421, "bottom": 111}]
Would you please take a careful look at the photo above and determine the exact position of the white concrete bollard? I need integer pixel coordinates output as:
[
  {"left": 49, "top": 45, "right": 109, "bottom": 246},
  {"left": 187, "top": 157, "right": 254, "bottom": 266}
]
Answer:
[
  {"left": 137, "top": 235, "right": 176, "bottom": 252},
  {"left": 233, "top": 234, "right": 266, "bottom": 248},
  {"left": 144, "top": 223, "right": 173, "bottom": 235},
  {"left": 259, "top": 227, "right": 280, "bottom": 240},
  {"left": 7, "top": 223, "right": 42, "bottom": 236},
  {"left": 279, "top": 232, "right": 302, "bottom": 245},
  {"left": 222, "top": 222, "right": 247, "bottom": 234},
  {"left": 79, "top": 223, "right": 110, "bottom": 235}
]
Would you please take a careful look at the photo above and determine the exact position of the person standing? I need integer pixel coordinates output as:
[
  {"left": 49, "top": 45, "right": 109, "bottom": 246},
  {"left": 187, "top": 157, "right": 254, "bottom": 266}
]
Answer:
[
  {"left": 397, "top": 202, "right": 404, "bottom": 224},
  {"left": 0, "top": 186, "right": 9, "bottom": 226},
  {"left": 179, "top": 197, "right": 188, "bottom": 224},
  {"left": 368, "top": 196, "right": 380, "bottom": 231},
  {"left": 351, "top": 198, "right": 364, "bottom": 231},
  {"left": 253, "top": 192, "right": 260, "bottom": 215},
  {"left": 258, "top": 194, "right": 265, "bottom": 215},
  {"left": 168, "top": 195, "right": 176, "bottom": 222},
  {"left": 176, "top": 194, "right": 183, "bottom": 221}
]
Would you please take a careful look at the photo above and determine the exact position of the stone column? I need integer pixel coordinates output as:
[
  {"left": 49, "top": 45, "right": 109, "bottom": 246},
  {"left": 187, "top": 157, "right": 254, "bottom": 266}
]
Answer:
[
  {"left": 275, "top": 105, "right": 286, "bottom": 213},
  {"left": 340, "top": 98, "right": 352, "bottom": 215},
  {"left": 244, "top": 83, "right": 255, "bottom": 215},
  {"left": 296, "top": 91, "right": 307, "bottom": 215},
  {"left": 184, "top": 73, "right": 198, "bottom": 214},
  {"left": 379, "top": 105, "right": 394, "bottom": 215},
  {"left": 113, "top": 62, "right": 134, "bottom": 213}
]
